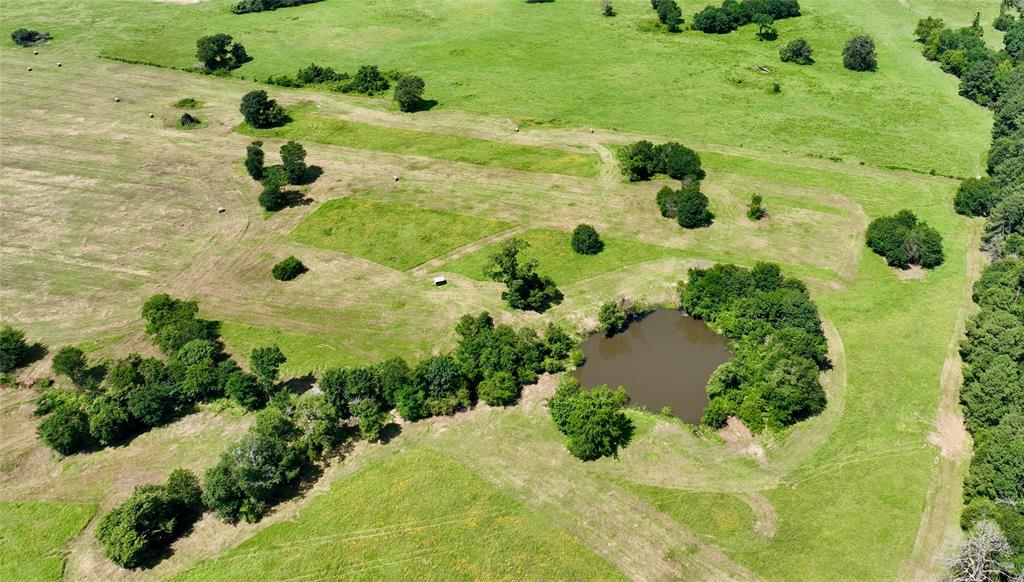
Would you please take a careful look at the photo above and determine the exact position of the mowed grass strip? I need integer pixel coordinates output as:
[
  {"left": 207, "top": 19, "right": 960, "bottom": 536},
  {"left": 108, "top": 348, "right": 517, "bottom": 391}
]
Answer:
[
  {"left": 290, "top": 197, "right": 514, "bottom": 270},
  {"left": 441, "top": 228, "right": 685, "bottom": 285},
  {"left": 175, "top": 449, "right": 625, "bottom": 581},
  {"left": 237, "top": 105, "right": 601, "bottom": 178},
  {"left": 0, "top": 501, "right": 96, "bottom": 581}
]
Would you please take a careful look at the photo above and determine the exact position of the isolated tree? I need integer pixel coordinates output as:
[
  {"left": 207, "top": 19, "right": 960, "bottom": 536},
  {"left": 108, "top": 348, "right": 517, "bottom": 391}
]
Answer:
[
  {"left": 0, "top": 325, "right": 30, "bottom": 373},
  {"left": 571, "top": 224, "right": 604, "bottom": 255},
  {"left": 279, "top": 140, "right": 307, "bottom": 184},
  {"left": 393, "top": 75, "right": 425, "bottom": 112},
  {"left": 271, "top": 256, "right": 307, "bottom": 281},
  {"left": 843, "top": 35, "right": 877, "bottom": 71},
  {"left": 52, "top": 346, "right": 87, "bottom": 385},
  {"left": 598, "top": 300, "right": 628, "bottom": 334},
  {"left": 484, "top": 238, "right": 563, "bottom": 312},
  {"left": 196, "top": 34, "right": 248, "bottom": 71},
  {"left": 753, "top": 13, "right": 776, "bottom": 40},
  {"left": 245, "top": 141, "right": 264, "bottom": 180},
  {"left": 780, "top": 38, "right": 814, "bottom": 64},
  {"left": 239, "top": 90, "right": 285, "bottom": 128},
  {"left": 250, "top": 345, "right": 286, "bottom": 388},
  {"left": 676, "top": 189, "right": 714, "bottom": 228}
]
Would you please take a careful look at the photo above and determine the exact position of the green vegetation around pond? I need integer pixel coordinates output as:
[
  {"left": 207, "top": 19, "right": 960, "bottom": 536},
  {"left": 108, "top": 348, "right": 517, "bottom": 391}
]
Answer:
[{"left": 237, "top": 105, "right": 601, "bottom": 177}]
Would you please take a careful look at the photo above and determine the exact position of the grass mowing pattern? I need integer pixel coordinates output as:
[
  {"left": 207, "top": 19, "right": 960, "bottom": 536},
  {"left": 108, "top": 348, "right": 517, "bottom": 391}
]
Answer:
[
  {"left": 442, "top": 228, "right": 685, "bottom": 285},
  {"left": 237, "top": 105, "right": 601, "bottom": 177},
  {"left": 618, "top": 483, "right": 757, "bottom": 552},
  {"left": 290, "top": 197, "right": 514, "bottom": 270},
  {"left": 175, "top": 449, "right": 625, "bottom": 581},
  {"left": 0, "top": 501, "right": 96, "bottom": 581}
]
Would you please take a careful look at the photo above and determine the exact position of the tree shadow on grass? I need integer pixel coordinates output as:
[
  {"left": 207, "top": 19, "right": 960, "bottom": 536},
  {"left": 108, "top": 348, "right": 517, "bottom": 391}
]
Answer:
[
  {"left": 378, "top": 421, "right": 402, "bottom": 444},
  {"left": 408, "top": 99, "right": 438, "bottom": 113},
  {"left": 280, "top": 374, "right": 316, "bottom": 396},
  {"left": 295, "top": 165, "right": 322, "bottom": 186}
]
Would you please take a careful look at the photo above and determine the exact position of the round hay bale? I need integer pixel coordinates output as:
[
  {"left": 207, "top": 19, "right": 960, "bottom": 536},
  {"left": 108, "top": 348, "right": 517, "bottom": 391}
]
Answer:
[
  {"left": 393, "top": 175, "right": 400, "bottom": 182},
  {"left": 114, "top": 97, "right": 120, "bottom": 102},
  {"left": 589, "top": 128, "right": 595, "bottom": 133},
  {"left": 32, "top": 50, "right": 38, "bottom": 55},
  {"left": 56, "top": 62, "right": 62, "bottom": 67},
  {"left": 148, "top": 113, "right": 155, "bottom": 119},
  {"left": 513, "top": 127, "right": 520, "bottom": 133},
  {"left": 217, "top": 207, "right": 226, "bottom": 214},
  {"left": 26, "top": 67, "right": 32, "bottom": 72}
]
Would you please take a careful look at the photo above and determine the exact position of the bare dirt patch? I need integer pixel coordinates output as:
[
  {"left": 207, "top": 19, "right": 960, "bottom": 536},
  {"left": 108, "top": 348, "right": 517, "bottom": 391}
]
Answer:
[{"left": 718, "top": 418, "right": 767, "bottom": 465}]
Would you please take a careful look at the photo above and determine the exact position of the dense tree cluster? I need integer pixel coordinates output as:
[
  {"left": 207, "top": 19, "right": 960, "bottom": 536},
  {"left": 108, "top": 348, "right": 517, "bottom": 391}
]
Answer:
[
  {"left": 266, "top": 63, "right": 428, "bottom": 107},
  {"left": 195, "top": 34, "right": 250, "bottom": 72},
  {"left": 865, "top": 210, "right": 945, "bottom": 269},
  {"left": 680, "top": 262, "right": 828, "bottom": 431},
  {"left": 272, "top": 256, "right": 307, "bottom": 281},
  {"left": 10, "top": 29, "right": 50, "bottom": 47},
  {"left": 779, "top": 38, "right": 813, "bottom": 64},
  {"left": 619, "top": 140, "right": 705, "bottom": 182},
  {"left": 232, "top": 0, "right": 323, "bottom": 14},
  {"left": 96, "top": 469, "right": 203, "bottom": 568},
  {"left": 241, "top": 138, "right": 313, "bottom": 211},
  {"left": 485, "top": 238, "right": 563, "bottom": 312},
  {"left": 549, "top": 376, "right": 634, "bottom": 461},
  {"left": 656, "top": 182, "right": 714, "bottom": 229},
  {"left": 570, "top": 224, "right": 604, "bottom": 255},
  {"left": 34, "top": 296, "right": 282, "bottom": 455},
  {"left": 692, "top": 0, "right": 800, "bottom": 34},
  {"left": 916, "top": 13, "right": 1024, "bottom": 107},
  {"left": 842, "top": 35, "right": 877, "bottom": 72}
]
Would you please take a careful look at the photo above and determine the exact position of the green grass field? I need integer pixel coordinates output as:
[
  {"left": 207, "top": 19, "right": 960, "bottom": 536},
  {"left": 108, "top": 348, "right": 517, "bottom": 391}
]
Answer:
[
  {"left": 442, "top": 228, "right": 686, "bottom": 285},
  {"left": 175, "top": 449, "right": 625, "bottom": 581},
  {"left": 290, "top": 196, "right": 514, "bottom": 270},
  {"left": 0, "top": 0, "right": 996, "bottom": 579},
  {"left": 238, "top": 104, "right": 602, "bottom": 177},
  {"left": 0, "top": 501, "right": 96, "bottom": 581}
]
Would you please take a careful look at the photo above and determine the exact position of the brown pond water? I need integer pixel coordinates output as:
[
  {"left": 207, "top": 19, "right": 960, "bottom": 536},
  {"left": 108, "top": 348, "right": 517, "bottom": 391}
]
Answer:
[{"left": 573, "top": 309, "right": 732, "bottom": 423}]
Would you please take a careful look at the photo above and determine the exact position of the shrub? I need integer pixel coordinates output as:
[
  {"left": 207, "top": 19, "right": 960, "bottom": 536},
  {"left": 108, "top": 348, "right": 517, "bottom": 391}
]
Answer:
[
  {"left": 843, "top": 35, "right": 877, "bottom": 71},
  {"left": 279, "top": 141, "right": 307, "bottom": 184},
  {"left": 602, "top": 0, "right": 615, "bottom": 16},
  {"left": 10, "top": 29, "right": 49, "bottom": 47},
  {"left": 177, "top": 113, "right": 201, "bottom": 128},
  {"left": 346, "top": 65, "right": 389, "bottom": 95},
  {"left": 239, "top": 90, "right": 286, "bottom": 129},
  {"left": 0, "top": 325, "right": 30, "bottom": 373},
  {"left": 174, "top": 97, "right": 200, "bottom": 109},
  {"left": 676, "top": 188, "right": 714, "bottom": 228},
  {"left": 780, "top": 38, "right": 813, "bottom": 64},
  {"left": 478, "top": 371, "right": 519, "bottom": 406},
  {"left": 748, "top": 194, "right": 766, "bottom": 220},
  {"left": 37, "top": 404, "right": 92, "bottom": 455},
  {"left": 245, "top": 141, "right": 264, "bottom": 181},
  {"left": 195, "top": 34, "right": 249, "bottom": 72},
  {"left": 549, "top": 378, "right": 634, "bottom": 461},
  {"left": 394, "top": 75, "right": 426, "bottom": 112},
  {"left": 271, "top": 256, "right": 307, "bottom": 281},
  {"left": 865, "top": 210, "right": 945, "bottom": 268},
  {"left": 570, "top": 224, "right": 604, "bottom": 255},
  {"left": 955, "top": 177, "right": 1001, "bottom": 217},
  {"left": 52, "top": 346, "right": 87, "bottom": 385},
  {"left": 598, "top": 301, "right": 628, "bottom": 334}
]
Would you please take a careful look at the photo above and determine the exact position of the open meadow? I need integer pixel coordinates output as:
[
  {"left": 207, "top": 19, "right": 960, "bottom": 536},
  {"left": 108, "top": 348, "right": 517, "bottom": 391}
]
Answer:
[{"left": 0, "top": 0, "right": 1001, "bottom": 580}]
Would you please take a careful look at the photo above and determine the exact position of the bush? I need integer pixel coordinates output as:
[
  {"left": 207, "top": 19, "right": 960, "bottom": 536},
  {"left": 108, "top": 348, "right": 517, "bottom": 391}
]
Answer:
[
  {"left": 780, "top": 38, "right": 813, "bottom": 64},
  {"left": 549, "top": 378, "right": 633, "bottom": 461},
  {"left": 955, "top": 177, "right": 1001, "bottom": 217},
  {"left": 174, "top": 97, "right": 200, "bottom": 109},
  {"left": 865, "top": 210, "right": 945, "bottom": 268},
  {"left": 570, "top": 224, "right": 604, "bottom": 255},
  {"left": 602, "top": 0, "right": 616, "bottom": 16},
  {"left": 52, "top": 346, "right": 87, "bottom": 385},
  {"left": 37, "top": 404, "right": 92, "bottom": 455},
  {"left": 195, "top": 34, "right": 249, "bottom": 72},
  {"left": 96, "top": 469, "right": 203, "bottom": 569},
  {"left": 598, "top": 301, "right": 629, "bottom": 334},
  {"left": 676, "top": 188, "right": 714, "bottom": 228},
  {"left": 748, "top": 194, "right": 766, "bottom": 220},
  {"left": 177, "top": 113, "right": 201, "bottom": 129},
  {"left": 279, "top": 140, "right": 307, "bottom": 184},
  {"left": 239, "top": 90, "right": 286, "bottom": 129},
  {"left": 394, "top": 75, "right": 426, "bottom": 112},
  {"left": 843, "top": 35, "right": 877, "bottom": 71},
  {"left": 245, "top": 141, "right": 264, "bottom": 181},
  {"left": 10, "top": 29, "right": 49, "bottom": 47},
  {"left": 478, "top": 371, "right": 519, "bottom": 406},
  {"left": 271, "top": 256, "right": 307, "bottom": 281},
  {"left": 346, "top": 65, "right": 390, "bottom": 95},
  {"left": 0, "top": 325, "right": 30, "bottom": 373}
]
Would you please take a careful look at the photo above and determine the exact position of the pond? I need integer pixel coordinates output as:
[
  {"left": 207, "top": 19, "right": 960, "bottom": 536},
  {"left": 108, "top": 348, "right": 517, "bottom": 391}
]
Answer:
[{"left": 573, "top": 308, "right": 732, "bottom": 423}]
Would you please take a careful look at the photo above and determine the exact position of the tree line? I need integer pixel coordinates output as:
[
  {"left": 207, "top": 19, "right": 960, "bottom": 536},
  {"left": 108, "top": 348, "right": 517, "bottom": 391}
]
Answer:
[
  {"left": 692, "top": 0, "right": 800, "bottom": 35},
  {"left": 232, "top": 0, "right": 323, "bottom": 14},
  {"left": 266, "top": 63, "right": 428, "bottom": 112},
  {"left": 680, "top": 262, "right": 829, "bottom": 431}
]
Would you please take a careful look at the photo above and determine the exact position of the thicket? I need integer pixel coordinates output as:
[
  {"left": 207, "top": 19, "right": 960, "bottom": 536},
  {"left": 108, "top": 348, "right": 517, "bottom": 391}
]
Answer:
[
  {"left": 680, "top": 262, "right": 828, "bottom": 431},
  {"left": 96, "top": 469, "right": 203, "bottom": 568},
  {"left": 484, "top": 238, "right": 563, "bottom": 312},
  {"left": 232, "top": 0, "right": 323, "bottom": 14},
  {"left": 549, "top": 376, "right": 634, "bottom": 461},
  {"left": 34, "top": 295, "right": 279, "bottom": 456},
  {"left": 947, "top": 35, "right": 1024, "bottom": 568},
  {"left": 865, "top": 210, "right": 945, "bottom": 269},
  {"left": 692, "top": 0, "right": 800, "bottom": 34},
  {"left": 266, "top": 63, "right": 428, "bottom": 107},
  {"left": 242, "top": 139, "right": 313, "bottom": 211}
]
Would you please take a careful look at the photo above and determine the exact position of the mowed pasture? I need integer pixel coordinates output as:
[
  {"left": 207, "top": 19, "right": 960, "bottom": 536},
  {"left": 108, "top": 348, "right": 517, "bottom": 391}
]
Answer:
[{"left": 0, "top": 0, "right": 994, "bottom": 580}]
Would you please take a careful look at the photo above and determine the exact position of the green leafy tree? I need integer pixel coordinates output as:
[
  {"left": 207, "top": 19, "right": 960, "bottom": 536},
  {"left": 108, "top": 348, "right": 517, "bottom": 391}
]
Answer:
[
  {"left": 676, "top": 188, "right": 714, "bottom": 228},
  {"left": 0, "top": 325, "right": 31, "bottom": 373},
  {"left": 484, "top": 238, "right": 563, "bottom": 312},
  {"left": 346, "top": 65, "right": 389, "bottom": 94},
  {"left": 753, "top": 13, "right": 776, "bottom": 40},
  {"left": 226, "top": 371, "right": 266, "bottom": 410},
  {"left": 478, "top": 371, "right": 519, "bottom": 406},
  {"left": 52, "top": 346, "right": 87, "bottom": 385},
  {"left": 195, "top": 34, "right": 249, "bottom": 72},
  {"left": 619, "top": 140, "right": 658, "bottom": 181},
  {"left": 37, "top": 404, "right": 92, "bottom": 455},
  {"left": 914, "top": 17, "right": 945, "bottom": 43},
  {"left": 955, "top": 177, "right": 1001, "bottom": 217},
  {"left": 258, "top": 175, "right": 288, "bottom": 212},
  {"left": 245, "top": 141, "right": 264, "bottom": 181},
  {"left": 88, "top": 395, "right": 134, "bottom": 446},
  {"left": 653, "top": 0, "right": 683, "bottom": 32},
  {"left": 656, "top": 142, "right": 705, "bottom": 181},
  {"left": 393, "top": 75, "right": 426, "bottom": 112},
  {"left": 239, "top": 90, "right": 285, "bottom": 128},
  {"left": 549, "top": 379, "right": 634, "bottom": 461},
  {"left": 351, "top": 397, "right": 389, "bottom": 441},
  {"left": 598, "top": 301, "right": 629, "bottom": 334},
  {"left": 843, "top": 35, "right": 877, "bottom": 71},
  {"left": 780, "top": 38, "right": 814, "bottom": 64},
  {"left": 1006, "top": 19, "right": 1024, "bottom": 62},
  {"left": 570, "top": 224, "right": 604, "bottom": 255},
  {"left": 271, "top": 256, "right": 307, "bottom": 281},
  {"left": 279, "top": 141, "right": 307, "bottom": 184}
]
